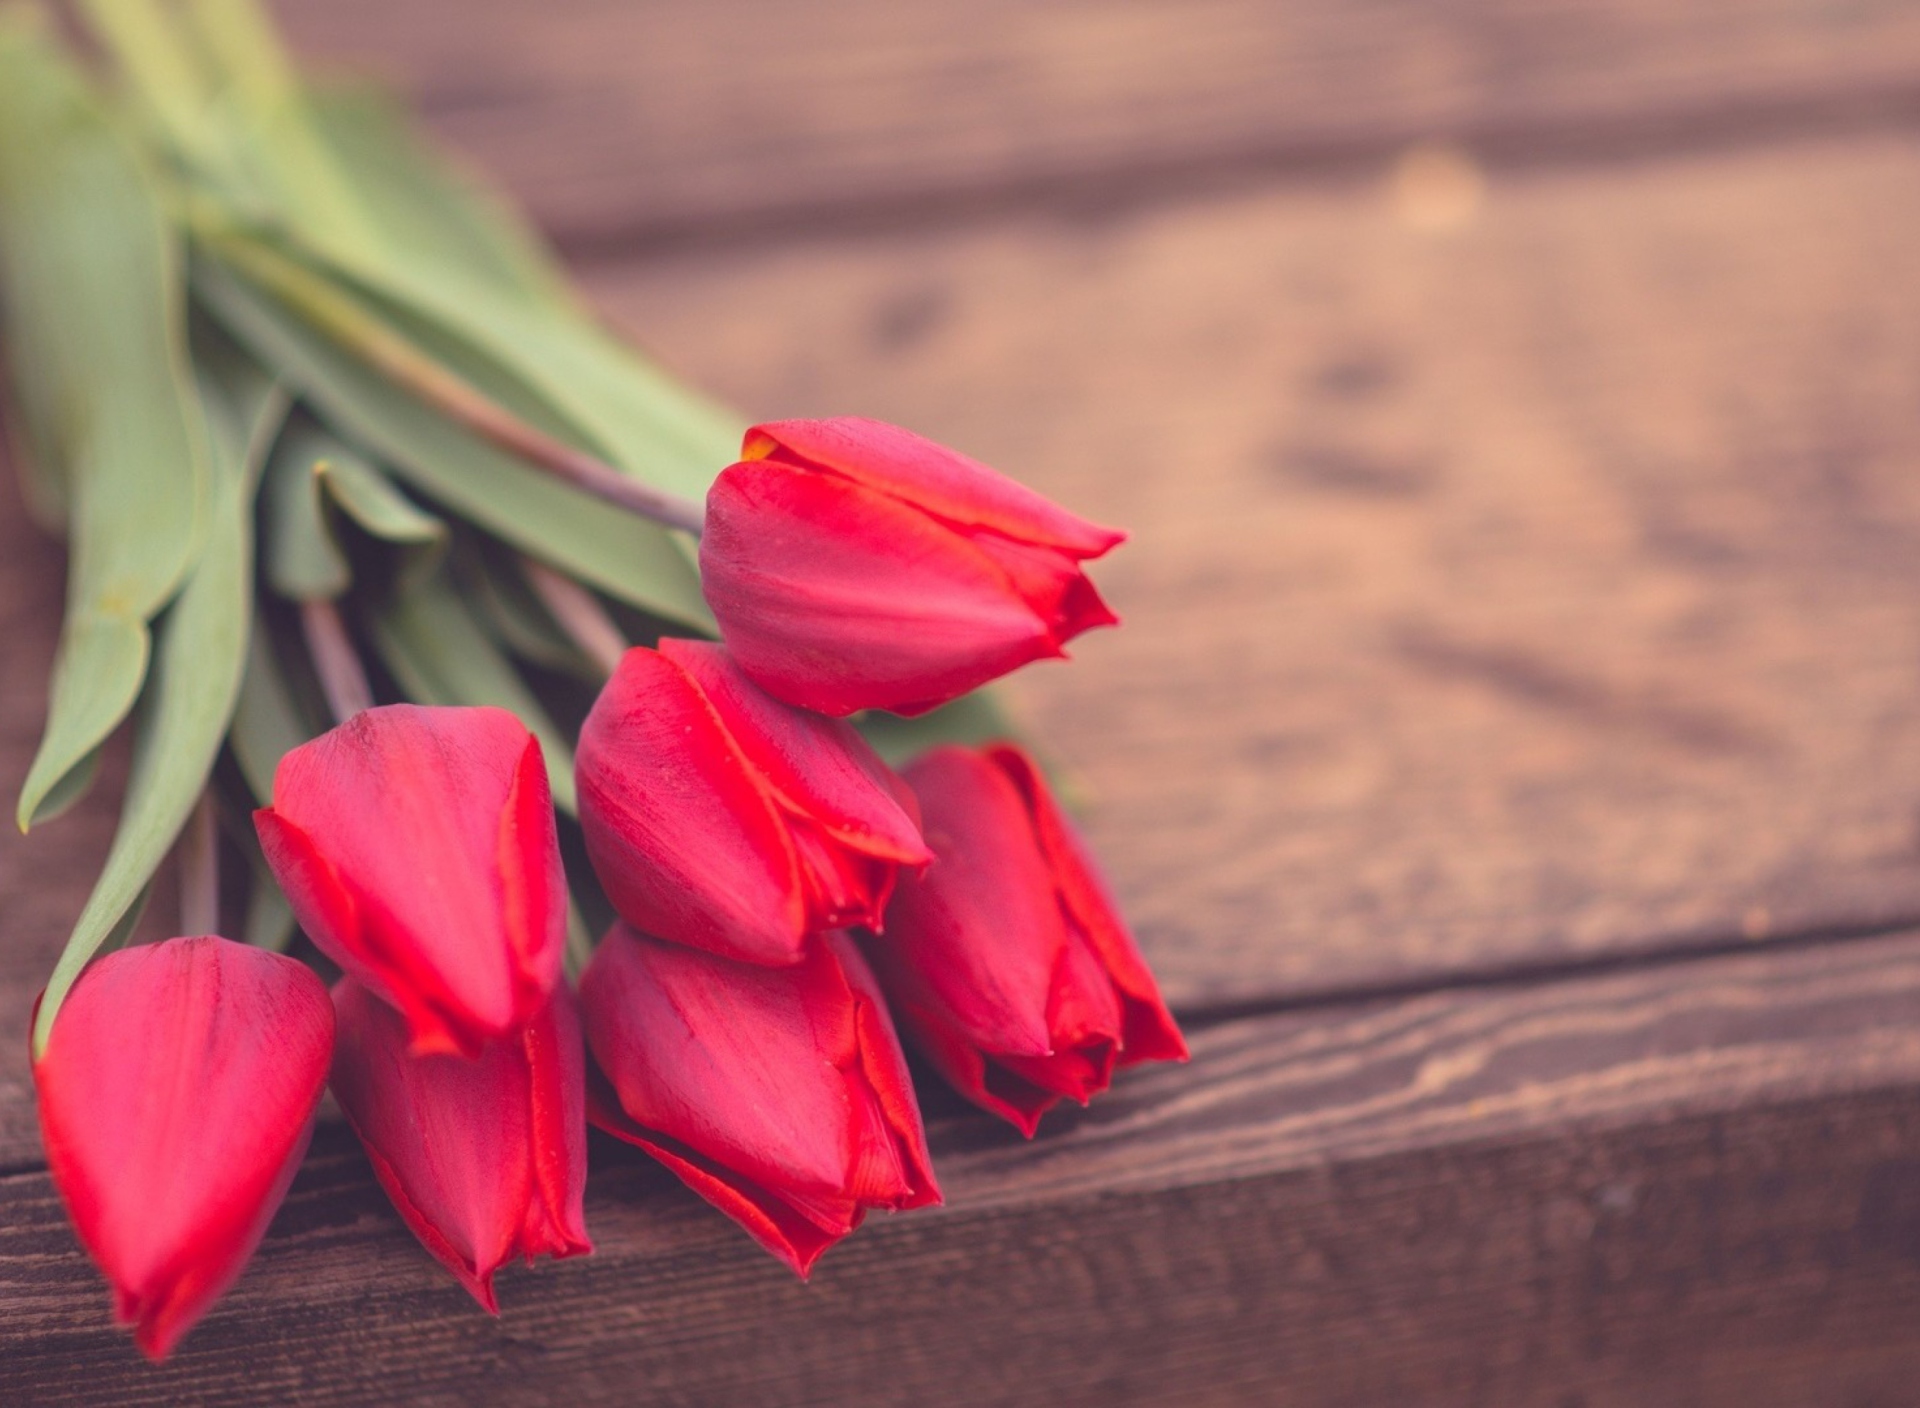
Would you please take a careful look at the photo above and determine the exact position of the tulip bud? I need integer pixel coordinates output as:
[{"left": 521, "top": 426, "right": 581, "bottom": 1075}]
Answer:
[
  {"left": 581, "top": 924, "right": 939, "bottom": 1276},
  {"left": 700, "top": 417, "right": 1125, "bottom": 717},
  {"left": 33, "top": 937, "right": 333, "bottom": 1359},
  {"left": 863, "top": 744, "right": 1186, "bottom": 1136},
  {"left": 255, "top": 704, "right": 567, "bottom": 1057},
  {"left": 577, "top": 639, "right": 930, "bottom": 966},
  {"left": 328, "top": 979, "right": 592, "bottom": 1311}
]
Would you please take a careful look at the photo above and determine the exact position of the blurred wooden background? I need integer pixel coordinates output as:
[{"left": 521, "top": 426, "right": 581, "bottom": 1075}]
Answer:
[{"left": 8, "top": 1, "right": 1920, "bottom": 1402}]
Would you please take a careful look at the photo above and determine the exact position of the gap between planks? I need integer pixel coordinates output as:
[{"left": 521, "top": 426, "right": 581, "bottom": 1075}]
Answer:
[
  {"left": 1, "top": 908, "right": 1917, "bottom": 1185},
  {"left": 556, "top": 80, "right": 1920, "bottom": 265}
]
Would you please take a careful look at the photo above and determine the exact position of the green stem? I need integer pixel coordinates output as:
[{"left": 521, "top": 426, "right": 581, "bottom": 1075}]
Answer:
[{"left": 200, "top": 229, "right": 708, "bottom": 536}]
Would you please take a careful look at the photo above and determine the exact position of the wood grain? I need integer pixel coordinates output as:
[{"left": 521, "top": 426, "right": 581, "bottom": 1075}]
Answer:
[
  {"left": 581, "top": 132, "right": 1920, "bottom": 1009},
  {"left": 5, "top": 6, "right": 1920, "bottom": 1398},
  {"left": 8, "top": 929, "right": 1920, "bottom": 1404},
  {"left": 272, "top": 0, "right": 1920, "bottom": 249}
]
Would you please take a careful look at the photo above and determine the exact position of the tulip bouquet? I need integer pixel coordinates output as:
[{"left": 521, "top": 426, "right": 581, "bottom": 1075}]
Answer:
[{"left": 3, "top": 0, "right": 1187, "bottom": 1362}]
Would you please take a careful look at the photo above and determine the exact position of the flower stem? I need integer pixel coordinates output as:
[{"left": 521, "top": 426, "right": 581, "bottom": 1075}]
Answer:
[
  {"left": 201, "top": 229, "right": 708, "bottom": 536},
  {"left": 178, "top": 792, "right": 220, "bottom": 938},
  {"left": 522, "top": 558, "right": 628, "bottom": 677},
  {"left": 301, "top": 599, "right": 374, "bottom": 724}
]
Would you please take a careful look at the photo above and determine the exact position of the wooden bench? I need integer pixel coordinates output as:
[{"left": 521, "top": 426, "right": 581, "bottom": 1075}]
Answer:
[{"left": 7, "top": 1, "right": 1920, "bottom": 1401}]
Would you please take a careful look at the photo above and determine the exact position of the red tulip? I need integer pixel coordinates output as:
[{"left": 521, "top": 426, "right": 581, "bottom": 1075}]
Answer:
[
  {"left": 255, "top": 704, "right": 567, "bottom": 1058},
  {"left": 328, "top": 979, "right": 592, "bottom": 1310},
  {"left": 700, "top": 417, "right": 1125, "bottom": 717},
  {"left": 863, "top": 743, "right": 1186, "bottom": 1135},
  {"left": 33, "top": 937, "right": 333, "bottom": 1359},
  {"left": 581, "top": 924, "right": 939, "bottom": 1276},
  {"left": 577, "top": 638, "right": 930, "bottom": 966}
]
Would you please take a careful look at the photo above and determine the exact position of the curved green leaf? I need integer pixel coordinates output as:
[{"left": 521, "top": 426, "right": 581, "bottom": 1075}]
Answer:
[
  {"left": 263, "top": 416, "right": 448, "bottom": 601},
  {"left": 305, "top": 80, "right": 571, "bottom": 310},
  {"left": 321, "top": 449, "right": 444, "bottom": 546},
  {"left": 455, "top": 540, "right": 600, "bottom": 681},
  {"left": 29, "top": 350, "right": 267, "bottom": 1056},
  {"left": 0, "top": 23, "right": 214, "bottom": 830},
  {"left": 262, "top": 420, "right": 352, "bottom": 600},
  {"left": 194, "top": 252, "right": 712, "bottom": 628}
]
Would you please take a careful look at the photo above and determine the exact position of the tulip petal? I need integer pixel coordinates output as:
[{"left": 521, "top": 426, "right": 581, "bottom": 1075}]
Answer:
[
  {"left": 585, "top": 1079, "right": 849, "bottom": 1278},
  {"left": 581, "top": 929, "right": 856, "bottom": 1198},
  {"left": 254, "top": 807, "right": 461, "bottom": 1058},
  {"left": 497, "top": 734, "right": 569, "bottom": 1020},
  {"left": 703, "top": 460, "right": 1061, "bottom": 717},
  {"left": 520, "top": 979, "right": 594, "bottom": 1259},
  {"left": 582, "top": 925, "right": 940, "bottom": 1271},
  {"left": 969, "top": 533, "right": 1122, "bottom": 648},
  {"left": 886, "top": 997, "right": 1059, "bottom": 1139},
  {"left": 260, "top": 705, "right": 567, "bottom": 1054},
  {"left": 578, "top": 649, "right": 808, "bottom": 964},
  {"left": 872, "top": 750, "right": 1063, "bottom": 1059},
  {"left": 831, "top": 934, "right": 940, "bottom": 1208},
  {"left": 34, "top": 937, "right": 333, "bottom": 1359},
  {"left": 744, "top": 418, "right": 1125, "bottom": 557},
  {"left": 988, "top": 744, "right": 1188, "bottom": 1064},
  {"left": 866, "top": 744, "right": 1185, "bottom": 1134},
  {"left": 661, "top": 639, "right": 928, "bottom": 868},
  {"left": 329, "top": 980, "right": 591, "bottom": 1312}
]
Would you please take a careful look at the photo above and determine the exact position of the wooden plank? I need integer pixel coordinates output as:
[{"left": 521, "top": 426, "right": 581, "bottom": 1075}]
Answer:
[
  {"left": 273, "top": 0, "right": 1920, "bottom": 247},
  {"left": 8, "top": 929, "right": 1920, "bottom": 1403},
  {"left": 580, "top": 131, "right": 1920, "bottom": 1008}
]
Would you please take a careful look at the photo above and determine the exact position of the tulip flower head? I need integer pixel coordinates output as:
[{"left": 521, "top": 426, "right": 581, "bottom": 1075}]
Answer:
[
  {"left": 865, "top": 743, "right": 1187, "bottom": 1136},
  {"left": 33, "top": 937, "right": 334, "bottom": 1359},
  {"left": 328, "top": 980, "right": 592, "bottom": 1311},
  {"left": 581, "top": 925, "right": 939, "bottom": 1276},
  {"left": 700, "top": 417, "right": 1125, "bottom": 717},
  {"left": 255, "top": 704, "right": 568, "bottom": 1058},
  {"left": 577, "top": 639, "right": 930, "bottom": 966}
]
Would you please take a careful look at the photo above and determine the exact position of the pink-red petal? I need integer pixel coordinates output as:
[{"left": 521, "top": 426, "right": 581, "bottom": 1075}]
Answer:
[
  {"left": 745, "top": 417, "right": 1125, "bottom": 557},
  {"left": 34, "top": 938, "right": 333, "bottom": 1359}
]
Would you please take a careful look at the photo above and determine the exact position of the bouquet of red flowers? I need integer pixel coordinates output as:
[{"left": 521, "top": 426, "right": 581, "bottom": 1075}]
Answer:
[{"left": 3, "top": 0, "right": 1185, "bottom": 1359}]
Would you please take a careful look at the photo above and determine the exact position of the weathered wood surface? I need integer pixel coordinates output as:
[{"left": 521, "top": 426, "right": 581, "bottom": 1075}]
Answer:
[
  {"left": 8, "top": 932, "right": 1920, "bottom": 1406},
  {"left": 275, "top": 0, "right": 1920, "bottom": 249},
  {"left": 3, "top": 0, "right": 1920, "bottom": 1400},
  {"left": 586, "top": 132, "right": 1920, "bottom": 1008}
]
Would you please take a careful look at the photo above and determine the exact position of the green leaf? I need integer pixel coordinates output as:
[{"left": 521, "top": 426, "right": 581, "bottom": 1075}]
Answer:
[
  {"left": 71, "top": 0, "right": 227, "bottom": 176},
  {"left": 263, "top": 415, "right": 449, "bottom": 601},
  {"left": 290, "top": 74, "right": 742, "bottom": 503},
  {"left": 262, "top": 419, "right": 352, "bottom": 600},
  {"left": 304, "top": 80, "right": 571, "bottom": 309},
  {"left": 190, "top": 315, "right": 290, "bottom": 478},
  {"left": 215, "top": 67, "right": 742, "bottom": 504},
  {"left": 0, "top": 22, "right": 216, "bottom": 829},
  {"left": 194, "top": 251, "right": 713, "bottom": 628},
  {"left": 454, "top": 539, "right": 600, "bottom": 680},
  {"left": 180, "top": 0, "right": 386, "bottom": 266},
  {"left": 29, "top": 340, "right": 261, "bottom": 1056},
  {"left": 367, "top": 573, "right": 580, "bottom": 815},
  {"left": 320, "top": 449, "right": 445, "bottom": 547}
]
